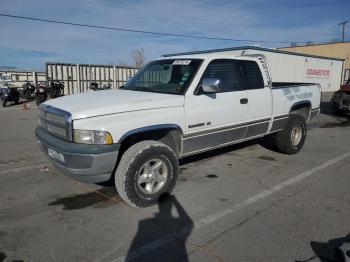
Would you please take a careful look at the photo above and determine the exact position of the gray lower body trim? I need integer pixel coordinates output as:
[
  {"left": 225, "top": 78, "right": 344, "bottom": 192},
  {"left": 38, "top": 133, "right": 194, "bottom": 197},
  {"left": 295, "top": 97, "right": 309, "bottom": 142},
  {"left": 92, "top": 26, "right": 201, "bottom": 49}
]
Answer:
[
  {"left": 181, "top": 119, "right": 270, "bottom": 156},
  {"left": 270, "top": 115, "right": 289, "bottom": 132},
  {"left": 245, "top": 121, "right": 270, "bottom": 138},
  {"left": 310, "top": 108, "right": 320, "bottom": 119},
  {"left": 182, "top": 126, "right": 247, "bottom": 155},
  {"left": 181, "top": 133, "right": 266, "bottom": 158}
]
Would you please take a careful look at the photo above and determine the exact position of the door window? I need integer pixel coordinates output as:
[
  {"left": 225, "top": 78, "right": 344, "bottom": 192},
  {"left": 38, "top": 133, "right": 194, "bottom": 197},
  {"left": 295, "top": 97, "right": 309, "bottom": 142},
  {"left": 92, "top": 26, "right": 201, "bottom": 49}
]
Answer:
[
  {"left": 239, "top": 61, "right": 264, "bottom": 90},
  {"left": 201, "top": 59, "right": 243, "bottom": 92}
]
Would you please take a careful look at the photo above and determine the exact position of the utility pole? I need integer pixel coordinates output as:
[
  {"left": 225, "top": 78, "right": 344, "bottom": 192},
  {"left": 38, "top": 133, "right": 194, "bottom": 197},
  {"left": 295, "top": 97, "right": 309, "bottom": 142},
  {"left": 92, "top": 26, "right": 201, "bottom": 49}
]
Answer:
[{"left": 338, "top": 21, "right": 349, "bottom": 42}]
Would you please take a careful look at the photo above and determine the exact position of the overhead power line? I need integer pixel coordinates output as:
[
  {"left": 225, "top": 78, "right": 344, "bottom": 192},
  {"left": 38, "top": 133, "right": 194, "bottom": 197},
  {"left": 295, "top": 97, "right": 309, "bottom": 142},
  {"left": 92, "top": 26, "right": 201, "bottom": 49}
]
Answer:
[
  {"left": 338, "top": 21, "right": 349, "bottom": 42},
  {"left": 0, "top": 12, "right": 306, "bottom": 44}
]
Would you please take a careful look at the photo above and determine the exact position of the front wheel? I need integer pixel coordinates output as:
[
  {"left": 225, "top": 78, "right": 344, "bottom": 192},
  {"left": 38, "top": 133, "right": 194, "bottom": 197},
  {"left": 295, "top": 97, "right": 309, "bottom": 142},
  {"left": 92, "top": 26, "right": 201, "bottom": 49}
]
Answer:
[
  {"left": 115, "top": 140, "right": 179, "bottom": 208},
  {"left": 274, "top": 114, "right": 307, "bottom": 154}
]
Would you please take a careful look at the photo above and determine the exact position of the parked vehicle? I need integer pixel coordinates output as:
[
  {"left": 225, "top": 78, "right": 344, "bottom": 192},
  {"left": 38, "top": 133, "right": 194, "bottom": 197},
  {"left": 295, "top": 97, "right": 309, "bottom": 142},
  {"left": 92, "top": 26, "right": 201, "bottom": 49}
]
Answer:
[
  {"left": 0, "top": 87, "right": 7, "bottom": 100},
  {"left": 35, "top": 84, "right": 48, "bottom": 106},
  {"left": 2, "top": 87, "right": 20, "bottom": 107},
  {"left": 89, "top": 82, "right": 112, "bottom": 91},
  {"left": 21, "top": 82, "right": 36, "bottom": 100},
  {"left": 49, "top": 81, "right": 64, "bottom": 98},
  {"left": 331, "top": 79, "right": 350, "bottom": 114},
  {"left": 89, "top": 82, "right": 99, "bottom": 91},
  {"left": 100, "top": 82, "right": 112, "bottom": 90},
  {"left": 36, "top": 51, "right": 321, "bottom": 208}
]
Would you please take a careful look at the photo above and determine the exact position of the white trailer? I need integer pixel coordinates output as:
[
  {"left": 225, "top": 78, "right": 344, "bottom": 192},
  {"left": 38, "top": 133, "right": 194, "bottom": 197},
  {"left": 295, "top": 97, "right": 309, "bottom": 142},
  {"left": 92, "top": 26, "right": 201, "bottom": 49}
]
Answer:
[{"left": 164, "top": 46, "right": 344, "bottom": 93}]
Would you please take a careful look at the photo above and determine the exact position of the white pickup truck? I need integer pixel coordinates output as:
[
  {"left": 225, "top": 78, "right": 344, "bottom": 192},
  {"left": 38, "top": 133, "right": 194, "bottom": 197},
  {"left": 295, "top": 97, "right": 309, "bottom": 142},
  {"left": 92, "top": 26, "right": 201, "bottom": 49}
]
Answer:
[{"left": 36, "top": 53, "right": 321, "bottom": 207}]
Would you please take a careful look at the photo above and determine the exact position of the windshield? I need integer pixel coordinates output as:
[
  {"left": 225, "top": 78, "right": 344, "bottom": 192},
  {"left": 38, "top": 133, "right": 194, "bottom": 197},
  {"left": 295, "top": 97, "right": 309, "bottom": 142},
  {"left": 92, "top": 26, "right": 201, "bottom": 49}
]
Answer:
[{"left": 122, "top": 59, "right": 202, "bottom": 95}]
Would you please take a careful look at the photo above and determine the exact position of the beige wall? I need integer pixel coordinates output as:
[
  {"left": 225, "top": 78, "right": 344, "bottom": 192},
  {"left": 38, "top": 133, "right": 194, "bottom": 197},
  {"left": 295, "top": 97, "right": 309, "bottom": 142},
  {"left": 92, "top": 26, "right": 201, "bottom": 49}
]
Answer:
[
  {"left": 0, "top": 70, "right": 46, "bottom": 87},
  {"left": 278, "top": 42, "right": 350, "bottom": 82}
]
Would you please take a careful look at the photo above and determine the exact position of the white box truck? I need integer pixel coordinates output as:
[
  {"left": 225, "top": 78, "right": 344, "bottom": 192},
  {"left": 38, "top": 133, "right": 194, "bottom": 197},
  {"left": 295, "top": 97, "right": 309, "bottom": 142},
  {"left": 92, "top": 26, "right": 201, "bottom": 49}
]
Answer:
[{"left": 164, "top": 46, "right": 344, "bottom": 93}]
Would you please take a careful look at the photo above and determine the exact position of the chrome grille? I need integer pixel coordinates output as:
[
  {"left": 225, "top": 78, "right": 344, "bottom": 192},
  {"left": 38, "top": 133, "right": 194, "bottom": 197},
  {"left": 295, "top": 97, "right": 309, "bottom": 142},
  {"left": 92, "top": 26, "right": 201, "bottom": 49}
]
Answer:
[
  {"left": 38, "top": 105, "right": 72, "bottom": 140},
  {"left": 47, "top": 122, "right": 67, "bottom": 137},
  {"left": 46, "top": 112, "right": 66, "bottom": 125}
]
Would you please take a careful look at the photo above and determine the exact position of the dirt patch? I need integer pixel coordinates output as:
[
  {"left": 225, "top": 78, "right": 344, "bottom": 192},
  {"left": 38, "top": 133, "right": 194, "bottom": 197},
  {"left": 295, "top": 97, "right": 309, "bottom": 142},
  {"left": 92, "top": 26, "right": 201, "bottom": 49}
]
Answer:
[
  {"left": 180, "top": 167, "right": 188, "bottom": 173},
  {"left": 206, "top": 174, "right": 218, "bottom": 178},
  {"left": 178, "top": 177, "right": 188, "bottom": 182},
  {"left": 227, "top": 163, "right": 232, "bottom": 167},
  {"left": 48, "top": 187, "right": 120, "bottom": 210},
  {"left": 258, "top": 156, "right": 276, "bottom": 161}
]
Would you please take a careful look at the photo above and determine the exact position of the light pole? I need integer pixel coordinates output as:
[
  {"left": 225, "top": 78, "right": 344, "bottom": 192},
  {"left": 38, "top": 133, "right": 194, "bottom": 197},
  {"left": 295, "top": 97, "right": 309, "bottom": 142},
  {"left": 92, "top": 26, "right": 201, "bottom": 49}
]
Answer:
[{"left": 338, "top": 21, "right": 349, "bottom": 42}]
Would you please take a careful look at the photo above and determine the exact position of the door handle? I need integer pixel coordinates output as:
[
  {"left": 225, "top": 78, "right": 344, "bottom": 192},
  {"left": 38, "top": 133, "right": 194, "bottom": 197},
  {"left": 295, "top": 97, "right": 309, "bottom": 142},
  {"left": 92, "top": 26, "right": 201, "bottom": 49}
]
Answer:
[{"left": 240, "top": 98, "right": 248, "bottom": 104}]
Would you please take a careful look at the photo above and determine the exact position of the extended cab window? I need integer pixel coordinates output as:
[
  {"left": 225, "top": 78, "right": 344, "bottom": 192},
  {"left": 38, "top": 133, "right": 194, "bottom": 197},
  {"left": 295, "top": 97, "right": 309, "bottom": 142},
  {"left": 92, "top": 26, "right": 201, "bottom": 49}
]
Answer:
[
  {"left": 240, "top": 61, "right": 264, "bottom": 89},
  {"left": 202, "top": 59, "right": 243, "bottom": 92},
  {"left": 122, "top": 59, "right": 202, "bottom": 95}
]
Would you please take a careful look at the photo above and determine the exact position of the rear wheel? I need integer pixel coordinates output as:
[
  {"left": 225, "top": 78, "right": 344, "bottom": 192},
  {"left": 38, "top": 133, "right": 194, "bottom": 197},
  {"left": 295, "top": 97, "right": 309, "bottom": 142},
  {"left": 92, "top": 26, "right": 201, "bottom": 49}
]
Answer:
[
  {"left": 274, "top": 114, "right": 307, "bottom": 154},
  {"left": 115, "top": 140, "right": 178, "bottom": 208}
]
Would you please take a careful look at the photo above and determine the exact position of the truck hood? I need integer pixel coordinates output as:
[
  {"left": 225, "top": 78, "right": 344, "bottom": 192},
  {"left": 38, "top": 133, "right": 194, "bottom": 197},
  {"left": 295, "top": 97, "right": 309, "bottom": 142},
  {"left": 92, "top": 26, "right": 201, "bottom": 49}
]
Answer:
[{"left": 44, "top": 89, "right": 184, "bottom": 120}]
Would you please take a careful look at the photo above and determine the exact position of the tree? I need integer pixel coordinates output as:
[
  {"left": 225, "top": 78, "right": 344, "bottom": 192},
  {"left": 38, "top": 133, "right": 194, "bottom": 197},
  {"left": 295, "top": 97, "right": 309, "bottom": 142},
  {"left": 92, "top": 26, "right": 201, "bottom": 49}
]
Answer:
[{"left": 131, "top": 49, "right": 145, "bottom": 68}]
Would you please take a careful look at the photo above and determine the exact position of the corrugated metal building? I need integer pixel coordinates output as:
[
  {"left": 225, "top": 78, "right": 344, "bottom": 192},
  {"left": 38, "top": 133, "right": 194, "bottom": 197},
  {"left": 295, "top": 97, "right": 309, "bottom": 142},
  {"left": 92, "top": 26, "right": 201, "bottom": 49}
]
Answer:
[
  {"left": 278, "top": 42, "right": 350, "bottom": 84},
  {"left": 46, "top": 63, "right": 138, "bottom": 94}
]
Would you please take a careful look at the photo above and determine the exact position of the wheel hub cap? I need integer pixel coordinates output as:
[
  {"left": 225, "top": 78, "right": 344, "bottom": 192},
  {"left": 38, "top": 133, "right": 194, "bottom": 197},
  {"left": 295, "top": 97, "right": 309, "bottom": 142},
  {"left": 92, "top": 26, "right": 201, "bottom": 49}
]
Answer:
[
  {"left": 137, "top": 159, "right": 168, "bottom": 194},
  {"left": 291, "top": 124, "right": 303, "bottom": 147}
]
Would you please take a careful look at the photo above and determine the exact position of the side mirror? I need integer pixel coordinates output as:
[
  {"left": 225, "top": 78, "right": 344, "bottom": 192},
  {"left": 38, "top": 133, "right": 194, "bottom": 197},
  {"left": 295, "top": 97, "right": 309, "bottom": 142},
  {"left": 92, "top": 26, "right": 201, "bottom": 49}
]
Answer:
[{"left": 201, "top": 78, "right": 221, "bottom": 93}]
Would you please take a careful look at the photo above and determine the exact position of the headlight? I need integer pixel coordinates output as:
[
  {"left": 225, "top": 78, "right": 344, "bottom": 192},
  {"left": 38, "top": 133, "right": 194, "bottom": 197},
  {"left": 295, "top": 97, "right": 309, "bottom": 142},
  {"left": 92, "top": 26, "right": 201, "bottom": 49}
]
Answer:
[{"left": 73, "top": 129, "right": 113, "bottom": 145}]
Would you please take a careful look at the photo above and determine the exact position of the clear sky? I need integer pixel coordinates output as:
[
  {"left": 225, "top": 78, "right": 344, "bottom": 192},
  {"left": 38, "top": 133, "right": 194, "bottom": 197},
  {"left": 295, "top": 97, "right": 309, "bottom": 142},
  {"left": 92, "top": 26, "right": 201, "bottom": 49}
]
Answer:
[{"left": 0, "top": 0, "right": 349, "bottom": 70}]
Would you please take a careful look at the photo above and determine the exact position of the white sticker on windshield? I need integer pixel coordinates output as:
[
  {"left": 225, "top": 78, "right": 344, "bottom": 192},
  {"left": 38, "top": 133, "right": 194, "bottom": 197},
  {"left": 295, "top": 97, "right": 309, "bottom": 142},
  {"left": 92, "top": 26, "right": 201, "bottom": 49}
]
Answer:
[{"left": 173, "top": 60, "right": 191, "bottom": 65}]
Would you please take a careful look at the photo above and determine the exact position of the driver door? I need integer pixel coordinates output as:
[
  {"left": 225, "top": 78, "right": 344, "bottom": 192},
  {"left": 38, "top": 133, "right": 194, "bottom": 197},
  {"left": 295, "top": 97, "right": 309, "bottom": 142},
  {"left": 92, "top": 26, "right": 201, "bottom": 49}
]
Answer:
[{"left": 182, "top": 59, "right": 250, "bottom": 156}]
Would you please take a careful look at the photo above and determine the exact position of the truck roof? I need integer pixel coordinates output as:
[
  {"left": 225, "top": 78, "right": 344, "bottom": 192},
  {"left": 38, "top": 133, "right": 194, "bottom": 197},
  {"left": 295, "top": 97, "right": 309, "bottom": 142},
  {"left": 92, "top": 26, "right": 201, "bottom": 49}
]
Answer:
[
  {"left": 163, "top": 46, "right": 344, "bottom": 62},
  {"left": 159, "top": 52, "right": 259, "bottom": 61}
]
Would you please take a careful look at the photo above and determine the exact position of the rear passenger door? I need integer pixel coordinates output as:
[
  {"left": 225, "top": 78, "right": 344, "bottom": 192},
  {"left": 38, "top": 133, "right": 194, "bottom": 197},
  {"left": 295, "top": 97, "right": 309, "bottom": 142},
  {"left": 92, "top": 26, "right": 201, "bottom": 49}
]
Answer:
[{"left": 238, "top": 60, "right": 272, "bottom": 138}]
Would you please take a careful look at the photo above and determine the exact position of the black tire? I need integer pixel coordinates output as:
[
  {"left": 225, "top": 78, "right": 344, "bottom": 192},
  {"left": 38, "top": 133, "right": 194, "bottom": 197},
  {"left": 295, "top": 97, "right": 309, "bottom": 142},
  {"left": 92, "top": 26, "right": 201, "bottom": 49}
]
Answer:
[
  {"left": 115, "top": 140, "right": 179, "bottom": 208},
  {"left": 334, "top": 109, "right": 347, "bottom": 117},
  {"left": 274, "top": 114, "right": 307, "bottom": 154},
  {"left": 36, "top": 95, "right": 46, "bottom": 106},
  {"left": 24, "top": 90, "right": 31, "bottom": 100},
  {"left": 2, "top": 98, "right": 7, "bottom": 107}
]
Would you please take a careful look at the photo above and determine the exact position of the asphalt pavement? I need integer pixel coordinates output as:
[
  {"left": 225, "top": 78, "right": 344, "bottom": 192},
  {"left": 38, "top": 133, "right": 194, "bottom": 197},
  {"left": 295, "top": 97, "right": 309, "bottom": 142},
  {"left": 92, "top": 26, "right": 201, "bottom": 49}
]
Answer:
[{"left": 0, "top": 100, "right": 349, "bottom": 262}]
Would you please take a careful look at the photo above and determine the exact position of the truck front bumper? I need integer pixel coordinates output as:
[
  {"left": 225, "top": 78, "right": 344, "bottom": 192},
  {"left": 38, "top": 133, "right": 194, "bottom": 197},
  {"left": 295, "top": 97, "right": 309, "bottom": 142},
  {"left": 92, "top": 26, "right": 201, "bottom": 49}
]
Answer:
[{"left": 35, "top": 127, "right": 120, "bottom": 183}]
